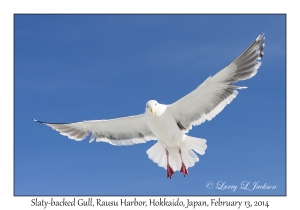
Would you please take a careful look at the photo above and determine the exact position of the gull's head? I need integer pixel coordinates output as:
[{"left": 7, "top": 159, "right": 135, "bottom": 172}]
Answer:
[{"left": 145, "top": 100, "right": 159, "bottom": 116}]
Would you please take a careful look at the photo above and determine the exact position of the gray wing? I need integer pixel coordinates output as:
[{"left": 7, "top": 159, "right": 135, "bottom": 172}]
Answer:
[
  {"left": 33, "top": 114, "right": 156, "bottom": 146},
  {"left": 169, "top": 33, "right": 265, "bottom": 132}
]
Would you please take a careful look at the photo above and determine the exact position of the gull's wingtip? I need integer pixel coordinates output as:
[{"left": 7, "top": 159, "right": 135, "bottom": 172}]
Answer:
[
  {"left": 32, "top": 119, "right": 44, "bottom": 124},
  {"left": 257, "top": 32, "right": 265, "bottom": 41}
]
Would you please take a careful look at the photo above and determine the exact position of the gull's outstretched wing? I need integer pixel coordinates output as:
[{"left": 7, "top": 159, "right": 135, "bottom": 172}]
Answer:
[
  {"left": 169, "top": 33, "right": 265, "bottom": 132},
  {"left": 33, "top": 114, "right": 156, "bottom": 146}
]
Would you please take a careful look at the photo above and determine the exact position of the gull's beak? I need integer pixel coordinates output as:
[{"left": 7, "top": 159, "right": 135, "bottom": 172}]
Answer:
[{"left": 151, "top": 108, "right": 155, "bottom": 116}]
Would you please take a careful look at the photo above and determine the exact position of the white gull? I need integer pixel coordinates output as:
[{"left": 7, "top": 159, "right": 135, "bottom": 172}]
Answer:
[{"left": 34, "top": 33, "right": 265, "bottom": 178}]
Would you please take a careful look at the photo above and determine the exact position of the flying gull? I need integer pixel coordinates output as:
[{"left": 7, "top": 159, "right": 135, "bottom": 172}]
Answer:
[{"left": 34, "top": 33, "right": 265, "bottom": 179}]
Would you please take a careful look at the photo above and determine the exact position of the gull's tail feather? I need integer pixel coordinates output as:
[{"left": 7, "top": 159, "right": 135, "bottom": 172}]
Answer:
[
  {"left": 185, "top": 136, "right": 207, "bottom": 156},
  {"left": 146, "top": 142, "right": 168, "bottom": 169},
  {"left": 146, "top": 136, "right": 207, "bottom": 172}
]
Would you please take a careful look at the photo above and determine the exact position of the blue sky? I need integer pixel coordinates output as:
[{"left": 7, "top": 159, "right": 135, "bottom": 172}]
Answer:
[{"left": 14, "top": 14, "right": 286, "bottom": 196}]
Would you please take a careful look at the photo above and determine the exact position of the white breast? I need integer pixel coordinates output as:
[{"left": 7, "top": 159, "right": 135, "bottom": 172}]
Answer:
[{"left": 147, "top": 105, "right": 184, "bottom": 147}]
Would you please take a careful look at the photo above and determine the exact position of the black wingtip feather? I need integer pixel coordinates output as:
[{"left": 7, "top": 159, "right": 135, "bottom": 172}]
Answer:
[
  {"left": 32, "top": 119, "right": 72, "bottom": 125},
  {"left": 32, "top": 119, "right": 43, "bottom": 123}
]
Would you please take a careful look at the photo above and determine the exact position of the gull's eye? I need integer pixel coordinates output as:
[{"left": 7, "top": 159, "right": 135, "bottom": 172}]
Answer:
[
  {"left": 146, "top": 105, "right": 149, "bottom": 108},
  {"left": 155, "top": 103, "right": 157, "bottom": 106}
]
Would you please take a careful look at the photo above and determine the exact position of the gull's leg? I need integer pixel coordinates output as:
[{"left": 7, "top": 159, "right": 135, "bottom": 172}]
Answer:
[
  {"left": 179, "top": 148, "right": 188, "bottom": 177},
  {"left": 166, "top": 149, "right": 174, "bottom": 179}
]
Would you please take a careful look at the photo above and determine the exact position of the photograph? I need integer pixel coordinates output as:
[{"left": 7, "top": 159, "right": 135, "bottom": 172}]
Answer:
[{"left": 14, "top": 14, "right": 286, "bottom": 196}]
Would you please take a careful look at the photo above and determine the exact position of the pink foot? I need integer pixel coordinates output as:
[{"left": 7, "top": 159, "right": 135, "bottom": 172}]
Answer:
[
  {"left": 166, "top": 149, "right": 174, "bottom": 179},
  {"left": 180, "top": 162, "right": 188, "bottom": 177},
  {"left": 167, "top": 163, "right": 174, "bottom": 179}
]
